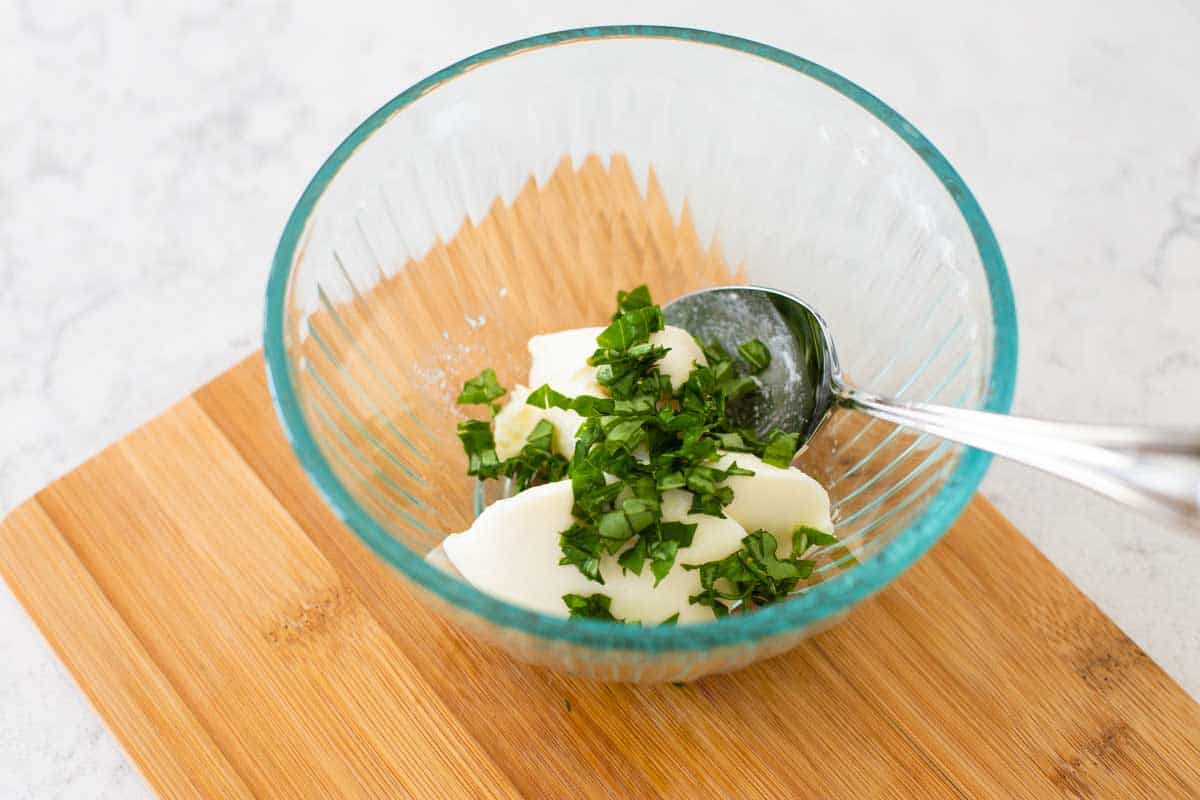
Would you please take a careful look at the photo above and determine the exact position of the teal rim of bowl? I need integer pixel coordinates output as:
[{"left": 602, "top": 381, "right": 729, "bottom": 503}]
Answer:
[{"left": 264, "top": 25, "right": 1018, "bottom": 653}]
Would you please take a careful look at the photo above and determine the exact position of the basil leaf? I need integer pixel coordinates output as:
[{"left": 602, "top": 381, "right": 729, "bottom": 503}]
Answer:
[
  {"left": 621, "top": 497, "right": 658, "bottom": 534},
  {"left": 598, "top": 510, "right": 633, "bottom": 543},
  {"left": 659, "top": 521, "right": 698, "bottom": 547},
  {"left": 457, "top": 285, "right": 828, "bottom": 618},
  {"left": 569, "top": 395, "right": 614, "bottom": 416},
  {"left": 524, "top": 418, "right": 555, "bottom": 451},
  {"left": 617, "top": 537, "right": 647, "bottom": 575},
  {"left": 722, "top": 461, "right": 755, "bottom": 478},
  {"left": 456, "top": 419, "right": 501, "bottom": 478},
  {"left": 722, "top": 376, "right": 759, "bottom": 402},
  {"left": 559, "top": 524, "right": 604, "bottom": 583},
  {"left": 614, "top": 284, "right": 653, "bottom": 317},
  {"left": 701, "top": 340, "right": 732, "bottom": 364},
  {"left": 714, "top": 432, "right": 749, "bottom": 451},
  {"left": 683, "top": 530, "right": 818, "bottom": 617},
  {"left": 526, "top": 384, "right": 571, "bottom": 409},
  {"left": 649, "top": 539, "right": 680, "bottom": 586},
  {"left": 457, "top": 368, "right": 506, "bottom": 404},
  {"left": 656, "top": 471, "right": 685, "bottom": 491},
  {"left": 737, "top": 339, "right": 772, "bottom": 373},
  {"left": 793, "top": 525, "right": 838, "bottom": 553},
  {"left": 563, "top": 593, "right": 616, "bottom": 620},
  {"left": 762, "top": 429, "right": 800, "bottom": 468},
  {"left": 602, "top": 418, "right": 646, "bottom": 450},
  {"left": 596, "top": 306, "right": 664, "bottom": 351}
]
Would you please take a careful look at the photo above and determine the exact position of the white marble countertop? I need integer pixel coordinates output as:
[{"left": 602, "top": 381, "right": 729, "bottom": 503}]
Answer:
[{"left": 3, "top": 2, "right": 1199, "bottom": 796}]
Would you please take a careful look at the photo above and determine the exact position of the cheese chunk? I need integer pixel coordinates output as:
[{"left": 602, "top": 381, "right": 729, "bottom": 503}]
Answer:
[
  {"left": 528, "top": 325, "right": 706, "bottom": 396},
  {"left": 714, "top": 451, "right": 833, "bottom": 556},
  {"left": 649, "top": 326, "right": 707, "bottom": 390},
  {"left": 440, "top": 481, "right": 748, "bottom": 624},
  {"left": 528, "top": 326, "right": 606, "bottom": 396},
  {"left": 492, "top": 385, "right": 541, "bottom": 460},
  {"left": 492, "top": 385, "right": 581, "bottom": 459},
  {"left": 446, "top": 322, "right": 836, "bottom": 624},
  {"left": 501, "top": 325, "right": 707, "bottom": 459}
]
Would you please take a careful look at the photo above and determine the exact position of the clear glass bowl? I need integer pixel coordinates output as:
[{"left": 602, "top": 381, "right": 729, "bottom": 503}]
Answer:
[{"left": 264, "top": 26, "right": 1017, "bottom": 682}]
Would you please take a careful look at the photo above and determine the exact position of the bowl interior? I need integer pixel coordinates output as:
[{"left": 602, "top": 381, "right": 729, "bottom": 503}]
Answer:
[{"left": 266, "top": 28, "right": 1014, "bottom": 670}]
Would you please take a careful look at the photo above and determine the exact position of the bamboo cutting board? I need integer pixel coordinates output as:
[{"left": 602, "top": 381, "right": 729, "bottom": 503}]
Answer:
[
  {"left": 4, "top": 158, "right": 1200, "bottom": 798},
  {"left": 5, "top": 365, "right": 1200, "bottom": 800}
]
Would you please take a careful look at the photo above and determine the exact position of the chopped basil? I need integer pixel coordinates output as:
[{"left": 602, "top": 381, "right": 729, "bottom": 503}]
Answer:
[
  {"left": 454, "top": 285, "right": 834, "bottom": 623},
  {"left": 793, "top": 524, "right": 839, "bottom": 553},
  {"left": 617, "top": 537, "right": 647, "bottom": 575},
  {"left": 761, "top": 429, "right": 800, "bottom": 468},
  {"left": 685, "top": 529, "right": 818, "bottom": 616},
  {"left": 456, "top": 368, "right": 506, "bottom": 404},
  {"left": 614, "top": 284, "right": 654, "bottom": 317},
  {"left": 526, "top": 383, "right": 571, "bottom": 409},
  {"left": 563, "top": 593, "right": 616, "bottom": 620},
  {"left": 737, "top": 338, "right": 772, "bottom": 373},
  {"left": 559, "top": 524, "right": 604, "bottom": 584},
  {"left": 596, "top": 305, "right": 664, "bottom": 351},
  {"left": 455, "top": 415, "right": 566, "bottom": 490},
  {"left": 456, "top": 419, "right": 501, "bottom": 478}
]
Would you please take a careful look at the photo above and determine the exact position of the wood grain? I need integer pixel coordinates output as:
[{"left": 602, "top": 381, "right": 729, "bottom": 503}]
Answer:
[
  {"left": 195, "top": 356, "right": 963, "bottom": 799},
  {"left": 31, "top": 401, "right": 518, "bottom": 799},
  {"left": 0, "top": 501, "right": 253, "bottom": 800},
  {"left": 5, "top": 368, "right": 1198, "bottom": 798},
  {"left": 1, "top": 157, "right": 1198, "bottom": 798}
]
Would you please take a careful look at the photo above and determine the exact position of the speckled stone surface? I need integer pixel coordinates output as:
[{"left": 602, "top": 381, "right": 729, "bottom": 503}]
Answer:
[{"left": 2, "top": 2, "right": 1198, "bottom": 795}]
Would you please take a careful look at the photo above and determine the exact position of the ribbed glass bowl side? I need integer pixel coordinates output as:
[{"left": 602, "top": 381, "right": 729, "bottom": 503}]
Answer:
[{"left": 265, "top": 27, "right": 1015, "bottom": 681}]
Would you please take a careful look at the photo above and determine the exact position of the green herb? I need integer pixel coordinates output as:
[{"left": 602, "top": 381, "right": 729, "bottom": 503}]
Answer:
[
  {"left": 614, "top": 285, "right": 654, "bottom": 317},
  {"left": 684, "top": 530, "right": 819, "bottom": 617},
  {"left": 455, "top": 285, "right": 829, "bottom": 623},
  {"left": 596, "top": 305, "right": 664, "bottom": 351},
  {"left": 545, "top": 288, "right": 783, "bottom": 601},
  {"left": 737, "top": 339, "right": 772, "bottom": 373},
  {"left": 563, "top": 593, "right": 617, "bottom": 620},
  {"left": 591, "top": 344, "right": 669, "bottom": 400},
  {"left": 526, "top": 383, "right": 570, "bottom": 409},
  {"left": 456, "top": 368, "right": 506, "bottom": 405},
  {"left": 761, "top": 429, "right": 800, "bottom": 468},
  {"left": 503, "top": 420, "right": 569, "bottom": 492},
  {"left": 559, "top": 524, "right": 604, "bottom": 584},
  {"left": 793, "top": 525, "right": 839, "bottom": 554},
  {"left": 456, "top": 416, "right": 566, "bottom": 491},
  {"left": 701, "top": 339, "right": 732, "bottom": 364},
  {"left": 617, "top": 537, "right": 647, "bottom": 575},
  {"left": 456, "top": 419, "right": 501, "bottom": 478},
  {"left": 656, "top": 521, "right": 697, "bottom": 561},
  {"left": 527, "top": 384, "right": 615, "bottom": 416},
  {"left": 525, "top": 418, "right": 554, "bottom": 451}
]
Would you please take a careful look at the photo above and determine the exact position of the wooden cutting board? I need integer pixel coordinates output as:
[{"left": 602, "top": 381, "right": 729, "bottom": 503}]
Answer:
[
  {"left": 3, "top": 151, "right": 1200, "bottom": 797},
  {"left": 1, "top": 359, "right": 1198, "bottom": 798}
]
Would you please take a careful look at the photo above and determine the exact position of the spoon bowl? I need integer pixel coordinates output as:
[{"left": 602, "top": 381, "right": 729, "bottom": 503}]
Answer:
[
  {"left": 664, "top": 285, "right": 837, "bottom": 445},
  {"left": 667, "top": 285, "right": 1200, "bottom": 531}
]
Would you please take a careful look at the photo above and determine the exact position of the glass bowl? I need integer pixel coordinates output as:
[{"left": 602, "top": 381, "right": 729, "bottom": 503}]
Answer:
[{"left": 264, "top": 26, "right": 1017, "bottom": 682}]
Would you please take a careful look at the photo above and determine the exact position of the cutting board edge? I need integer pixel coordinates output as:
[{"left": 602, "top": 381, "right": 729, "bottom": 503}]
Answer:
[{"left": 0, "top": 496, "right": 256, "bottom": 799}]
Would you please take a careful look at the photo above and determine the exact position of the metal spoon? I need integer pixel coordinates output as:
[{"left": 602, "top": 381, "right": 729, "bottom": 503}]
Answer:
[{"left": 664, "top": 285, "right": 1200, "bottom": 531}]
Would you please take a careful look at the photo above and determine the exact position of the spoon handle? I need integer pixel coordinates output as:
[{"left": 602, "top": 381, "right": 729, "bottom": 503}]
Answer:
[{"left": 839, "top": 388, "right": 1200, "bottom": 531}]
